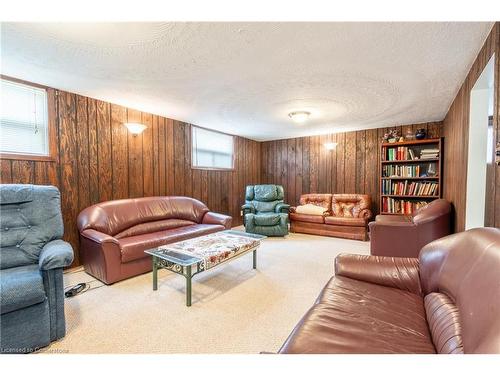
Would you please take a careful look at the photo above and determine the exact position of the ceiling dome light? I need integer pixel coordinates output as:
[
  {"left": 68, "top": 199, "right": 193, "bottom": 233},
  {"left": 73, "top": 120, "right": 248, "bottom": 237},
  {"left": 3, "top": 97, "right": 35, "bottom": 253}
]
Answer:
[
  {"left": 288, "top": 111, "right": 311, "bottom": 123},
  {"left": 124, "top": 122, "right": 147, "bottom": 136}
]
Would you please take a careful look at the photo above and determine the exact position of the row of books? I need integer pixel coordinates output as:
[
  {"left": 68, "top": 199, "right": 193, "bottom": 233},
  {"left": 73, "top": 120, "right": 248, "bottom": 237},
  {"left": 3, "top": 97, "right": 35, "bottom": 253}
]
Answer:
[
  {"left": 381, "top": 180, "right": 439, "bottom": 196},
  {"left": 382, "top": 197, "right": 429, "bottom": 215},
  {"left": 382, "top": 164, "right": 422, "bottom": 178},
  {"left": 383, "top": 147, "right": 440, "bottom": 161},
  {"left": 420, "top": 148, "right": 440, "bottom": 159}
]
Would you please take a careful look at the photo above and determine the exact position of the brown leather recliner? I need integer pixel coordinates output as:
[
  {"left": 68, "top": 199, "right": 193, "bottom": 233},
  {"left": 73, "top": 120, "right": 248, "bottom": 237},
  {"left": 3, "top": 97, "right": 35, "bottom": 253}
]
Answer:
[
  {"left": 369, "top": 199, "right": 451, "bottom": 257},
  {"left": 279, "top": 227, "right": 500, "bottom": 354},
  {"left": 77, "top": 196, "right": 232, "bottom": 284},
  {"left": 290, "top": 194, "right": 372, "bottom": 241}
]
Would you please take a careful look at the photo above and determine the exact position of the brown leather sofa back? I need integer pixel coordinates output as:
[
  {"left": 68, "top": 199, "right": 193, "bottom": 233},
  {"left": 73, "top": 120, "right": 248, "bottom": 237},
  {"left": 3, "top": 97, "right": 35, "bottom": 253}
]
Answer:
[
  {"left": 331, "top": 194, "right": 371, "bottom": 219},
  {"left": 298, "top": 194, "right": 332, "bottom": 211},
  {"left": 419, "top": 227, "right": 500, "bottom": 353},
  {"left": 370, "top": 199, "right": 451, "bottom": 257},
  {"left": 77, "top": 196, "right": 209, "bottom": 236}
]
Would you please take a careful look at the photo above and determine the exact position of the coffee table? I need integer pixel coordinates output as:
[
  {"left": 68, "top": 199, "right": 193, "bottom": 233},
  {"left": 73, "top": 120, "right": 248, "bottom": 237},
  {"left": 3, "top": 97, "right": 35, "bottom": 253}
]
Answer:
[{"left": 144, "top": 230, "right": 266, "bottom": 306}]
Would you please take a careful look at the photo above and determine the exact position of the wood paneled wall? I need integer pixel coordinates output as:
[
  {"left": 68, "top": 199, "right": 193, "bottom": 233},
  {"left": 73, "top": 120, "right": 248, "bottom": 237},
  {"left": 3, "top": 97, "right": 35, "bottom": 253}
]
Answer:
[
  {"left": 443, "top": 23, "right": 500, "bottom": 232},
  {"left": 0, "top": 89, "right": 261, "bottom": 267},
  {"left": 261, "top": 122, "right": 443, "bottom": 215}
]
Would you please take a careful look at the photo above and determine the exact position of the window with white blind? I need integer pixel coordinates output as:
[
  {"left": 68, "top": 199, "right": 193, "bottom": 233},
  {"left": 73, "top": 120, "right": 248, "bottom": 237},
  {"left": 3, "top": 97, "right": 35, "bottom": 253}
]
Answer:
[
  {"left": 0, "top": 79, "right": 49, "bottom": 157},
  {"left": 192, "top": 126, "right": 234, "bottom": 169}
]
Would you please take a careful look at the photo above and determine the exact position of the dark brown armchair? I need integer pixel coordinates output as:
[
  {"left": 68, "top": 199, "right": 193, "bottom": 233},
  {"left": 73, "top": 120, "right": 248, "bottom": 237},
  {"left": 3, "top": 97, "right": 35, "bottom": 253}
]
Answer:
[{"left": 369, "top": 198, "right": 451, "bottom": 257}]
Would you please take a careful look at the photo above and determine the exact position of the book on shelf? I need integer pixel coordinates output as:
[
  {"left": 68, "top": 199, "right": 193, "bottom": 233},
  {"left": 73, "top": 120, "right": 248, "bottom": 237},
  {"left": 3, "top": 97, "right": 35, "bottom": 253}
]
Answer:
[
  {"left": 382, "top": 164, "right": 422, "bottom": 177},
  {"left": 420, "top": 148, "right": 439, "bottom": 159},
  {"left": 382, "top": 197, "right": 430, "bottom": 215},
  {"left": 385, "top": 146, "right": 440, "bottom": 161},
  {"left": 381, "top": 180, "right": 438, "bottom": 196}
]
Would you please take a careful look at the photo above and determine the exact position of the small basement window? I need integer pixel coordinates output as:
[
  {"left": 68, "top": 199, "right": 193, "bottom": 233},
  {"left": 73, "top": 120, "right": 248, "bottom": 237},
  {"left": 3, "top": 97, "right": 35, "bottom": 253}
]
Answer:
[
  {"left": 191, "top": 126, "right": 234, "bottom": 170},
  {"left": 1, "top": 78, "right": 50, "bottom": 158}
]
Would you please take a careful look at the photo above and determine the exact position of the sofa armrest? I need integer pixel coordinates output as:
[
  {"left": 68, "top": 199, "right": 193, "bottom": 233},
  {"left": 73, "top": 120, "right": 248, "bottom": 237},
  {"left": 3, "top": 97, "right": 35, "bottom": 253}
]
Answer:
[
  {"left": 334, "top": 253, "right": 422, "bottom": 295},
  {"left": 359, "top": 208, "right": 373, "bottom": 220},
  {"left": 80, "top": 229, "right": 119, "bottom": 245},
  {"left": 39, "top": 240, "right": 74, "bottom": 270},
  {"left": 241, "top": 203, "right": 255, "bottom": 215},
  {"left": 275, "top": 203, "right": 290, "bottom": 214},
  {"left": 202, "top": 212, "right": 232, "bottom": 229}
]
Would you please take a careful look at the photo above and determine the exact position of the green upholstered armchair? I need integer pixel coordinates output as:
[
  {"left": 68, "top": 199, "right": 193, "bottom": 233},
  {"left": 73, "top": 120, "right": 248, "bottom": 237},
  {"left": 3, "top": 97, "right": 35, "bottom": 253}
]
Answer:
[{"left": 242, "top": 185, "right": 290, "bottom": 237}]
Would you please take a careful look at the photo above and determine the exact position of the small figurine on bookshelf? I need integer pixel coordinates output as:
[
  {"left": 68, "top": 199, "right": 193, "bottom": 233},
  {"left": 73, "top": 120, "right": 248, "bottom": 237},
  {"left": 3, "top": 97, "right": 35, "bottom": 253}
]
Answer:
[
  {"left": 415, "top": 128, "right": 427, "bottom": 140},
  {"left": 382, "top": 129, "right": 400, "bottom": 143}
]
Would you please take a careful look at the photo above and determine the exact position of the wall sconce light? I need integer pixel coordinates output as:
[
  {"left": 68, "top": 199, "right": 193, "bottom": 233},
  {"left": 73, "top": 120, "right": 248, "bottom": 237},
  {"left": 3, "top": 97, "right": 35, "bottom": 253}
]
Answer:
[
  {"left": 324, "top": 142, "right": 337, "bottom": 151},
  {"left": 124, "top": 122, "right": 147, "bottom": 136}
]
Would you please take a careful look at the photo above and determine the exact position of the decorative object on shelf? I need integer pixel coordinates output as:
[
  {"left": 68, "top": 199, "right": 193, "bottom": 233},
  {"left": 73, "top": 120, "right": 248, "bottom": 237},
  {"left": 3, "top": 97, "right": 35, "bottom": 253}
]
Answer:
[
  {"left": 382, "top": 129, "right": 400, "bottom": 143},
  {"left": 405, "top": 128, "right": 415, "bottom": 140},
  {"left": 398, "top": 137, "right": 404, "bottom": 142},
  {"left": 415, "top": 128, "right": 427, "bottom": 140}
]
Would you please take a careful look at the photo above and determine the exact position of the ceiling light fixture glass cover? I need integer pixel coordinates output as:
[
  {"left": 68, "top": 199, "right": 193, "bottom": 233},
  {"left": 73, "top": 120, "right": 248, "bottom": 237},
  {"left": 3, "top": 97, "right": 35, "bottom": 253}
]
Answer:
[
  {"left": 124, "top": 122, "right": 147, "bottom": 136},
  {"left": 288, "top": 111, "right": 311, "bottom": 123}
]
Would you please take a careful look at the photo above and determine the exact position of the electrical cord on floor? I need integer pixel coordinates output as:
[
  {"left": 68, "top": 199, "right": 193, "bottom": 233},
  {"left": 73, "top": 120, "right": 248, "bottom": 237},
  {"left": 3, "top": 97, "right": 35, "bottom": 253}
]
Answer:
[{"left": 64, "top": 280, "right": 105, "bottom": 298}]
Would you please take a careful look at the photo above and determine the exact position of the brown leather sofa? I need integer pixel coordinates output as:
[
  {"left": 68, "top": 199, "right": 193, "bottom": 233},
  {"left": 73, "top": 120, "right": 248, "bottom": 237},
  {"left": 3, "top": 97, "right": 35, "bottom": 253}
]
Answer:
[
  {"left": 279, "top": 227, "right": 500, "bottom": 354},
  {"left": 290, "top": 194, "right": 372, "bottom": 240},
  {"left": 77, "top": 196, "right": 232, "bottom": 284},
  {"left": 369, "top": 199, "right": 451, "bottom": 257}
]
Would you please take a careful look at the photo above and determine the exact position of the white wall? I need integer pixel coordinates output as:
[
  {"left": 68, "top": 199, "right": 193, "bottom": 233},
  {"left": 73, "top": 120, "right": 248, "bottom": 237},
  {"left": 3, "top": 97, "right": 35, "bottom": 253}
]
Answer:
[{"left": 465, "top": 55, "right": 494, "bottom": 230}]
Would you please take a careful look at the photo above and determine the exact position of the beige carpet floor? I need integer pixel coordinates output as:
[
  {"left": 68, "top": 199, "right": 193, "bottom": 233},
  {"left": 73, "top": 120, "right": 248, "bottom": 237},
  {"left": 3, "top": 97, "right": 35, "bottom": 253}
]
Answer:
[{"left": 41, "top": 229, "right": 369, "bottom": 354}]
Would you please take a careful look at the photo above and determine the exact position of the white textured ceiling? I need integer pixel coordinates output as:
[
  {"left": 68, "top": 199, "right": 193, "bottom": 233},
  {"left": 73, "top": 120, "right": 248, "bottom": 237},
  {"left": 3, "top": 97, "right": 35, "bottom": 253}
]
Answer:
[{"left": 0, "top": 22, "right": 493, "bottom": 141}]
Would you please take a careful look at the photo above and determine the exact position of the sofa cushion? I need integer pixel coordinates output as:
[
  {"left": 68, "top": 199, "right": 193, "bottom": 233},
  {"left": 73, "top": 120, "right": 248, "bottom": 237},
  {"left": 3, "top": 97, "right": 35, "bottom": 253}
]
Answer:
[
  {"left": 0, "top": 185, "right": 64, "bottom": 269},
  {"left": 77, "top": 196, "right": 210, "bottom": 236},
  {"left": 252, "top": 214, "right": 280, "bottom": 227},
  {"left": 118, "top": 224, "right": 224, "bottom": 263},
  {"left": 299, "top": 194, "right": 332, "bottom": 211},
  {"left": 324, "top": 216, "right": 366, "bottom": 227},
  {"left": 253, "top": 185, "right": 280, "bottom": 201},
  {"left": 289, "top": 212, "right": 325, "bottom": 224},
  {"left": 114, "top": 219, "right": 195, "bottom": 239},
  {"left": 280, "top": 276, "right": 435, "bottom": 354},
  {"left": 295, "top": 204, "right": 327, "bottom": 216},
  {"left": 0, "top": 264, "right": 46, "bottom": 314}
]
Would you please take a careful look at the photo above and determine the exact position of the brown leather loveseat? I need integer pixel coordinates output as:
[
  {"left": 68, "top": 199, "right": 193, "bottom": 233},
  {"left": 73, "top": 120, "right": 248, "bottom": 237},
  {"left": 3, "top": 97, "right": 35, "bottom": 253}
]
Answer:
[
  {"left": 279, "top": 227, "right": 500, "bottom": 354},
  {"left": 77, "top": 196, "right": 232, "bottom": 284},
  {"left": 290, "top": 194, "right": 372, "bottom": 240},
  {"left": 369, "top": 199, "right": 451, "bottom": 257}
]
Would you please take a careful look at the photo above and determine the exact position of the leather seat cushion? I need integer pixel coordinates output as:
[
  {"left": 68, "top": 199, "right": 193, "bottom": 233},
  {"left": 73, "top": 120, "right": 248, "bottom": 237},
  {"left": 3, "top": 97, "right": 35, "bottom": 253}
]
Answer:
[
  {"left": 281, "top": 276, "right": 435, "bottom": 354},
  {"left": 118, "top": 224, "right": 224, "bottom": 263},
  {"left": 324, "top": 216, "right": 367, "bottom": 227},
  {"left": 289, "top": 212, "right": 325, "bottom": 224},
  {"left": 0, "top": 264, "right": 46, "bottom": 314},
  {"left": 253, "top": 213, "right": 281, "bottom": 226}
]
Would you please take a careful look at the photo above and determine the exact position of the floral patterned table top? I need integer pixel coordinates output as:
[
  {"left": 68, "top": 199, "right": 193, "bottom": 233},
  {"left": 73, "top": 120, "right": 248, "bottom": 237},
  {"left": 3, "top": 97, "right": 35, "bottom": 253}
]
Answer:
[{"left": 147, "top": 230, "right": 265, "bottom": 270}]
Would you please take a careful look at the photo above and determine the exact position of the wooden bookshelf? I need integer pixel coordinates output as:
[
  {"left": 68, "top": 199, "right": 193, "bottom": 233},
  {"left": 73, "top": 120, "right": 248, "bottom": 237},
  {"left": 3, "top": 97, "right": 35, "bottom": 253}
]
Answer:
[{"left": 379, "top": 138, "right": 443, "bottom": 215}]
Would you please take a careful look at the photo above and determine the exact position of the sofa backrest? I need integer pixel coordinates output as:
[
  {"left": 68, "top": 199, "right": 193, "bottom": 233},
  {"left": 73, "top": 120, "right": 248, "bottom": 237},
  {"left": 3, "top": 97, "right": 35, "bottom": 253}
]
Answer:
[
  {"left": 0, "top": 184, "right": 64, "bottom": 269},
  {"left": 412, "top": 199, "right": 451, "bottom": 224},
  {"left": 77, "top": 196, "right": 209, "bottom": 237},
  {"left": 419, "top": 227, "right": 500, "bottom": 354},
  {"left": 331, "top": 194, "right": 370, "bottom": 218},
  {"left": 299, "top": 194, "right": 332, "bottom": 211},
  {"left": 245, "top": 185, "right": 284, "bottom": 213}
]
